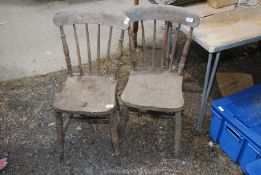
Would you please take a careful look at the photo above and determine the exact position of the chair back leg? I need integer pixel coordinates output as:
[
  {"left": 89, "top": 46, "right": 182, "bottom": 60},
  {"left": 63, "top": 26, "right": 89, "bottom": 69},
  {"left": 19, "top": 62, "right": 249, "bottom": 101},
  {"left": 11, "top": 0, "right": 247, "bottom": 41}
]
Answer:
[
  {"left": 55, "top": 111, "right": 65, "bottom": 161},
  {"left": 109, "top": 111, "right": 120, "bottom": 157},
  {"left": 119, "top": 105, "right": 129, "bottom": 140},
  {"left": 174, "top": 111, "right": 182, "bottom": 156}
]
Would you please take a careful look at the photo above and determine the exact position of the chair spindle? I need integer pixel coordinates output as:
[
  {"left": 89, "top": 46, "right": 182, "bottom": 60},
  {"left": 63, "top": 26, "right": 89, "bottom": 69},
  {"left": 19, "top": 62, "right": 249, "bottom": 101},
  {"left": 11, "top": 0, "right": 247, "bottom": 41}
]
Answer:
[
  {"left": 73, "top": 24, "right": 83, "bottom": 76},
  {"left": 167, "top": 22, "right": 173, "bottom": 67},
  {"left": 169, "top": 23, "right": 181, "bottom": 72},
  {"left": 152, "top": 20, "right": 157, "bottom": 69},
  {"left": 161, "top": 21, "right": 169, "bottom": 69},
  {"left": 129, "top": 26, "right": 136, "bottom": 70},
  {"left": 97, "top": 24, "right": 101, "bottom": 75},
  {"left": 178, "top": 27, "right": 193, "bottom": 75},
  {"left": 60, "top": 26, "right": 73, "bottom": 76},
  {"left": 141, "top": 20, "right": 147, "bottom": 64},
  {"left": 85, "top": 24, "right": 92, "bottom": 73},
  {"left": 106, "top": 26, "right": 113, "bottom": 74},
  {"left": 113, "top": 30, "right": 124, "bottom": 80}
]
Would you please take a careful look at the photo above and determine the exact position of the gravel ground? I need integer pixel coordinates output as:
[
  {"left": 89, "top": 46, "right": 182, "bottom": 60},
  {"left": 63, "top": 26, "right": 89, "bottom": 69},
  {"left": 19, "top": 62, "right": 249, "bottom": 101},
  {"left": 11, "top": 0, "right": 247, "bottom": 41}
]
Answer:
[{"left": 0, "top": 43, "right": 260, "bottom": 175}]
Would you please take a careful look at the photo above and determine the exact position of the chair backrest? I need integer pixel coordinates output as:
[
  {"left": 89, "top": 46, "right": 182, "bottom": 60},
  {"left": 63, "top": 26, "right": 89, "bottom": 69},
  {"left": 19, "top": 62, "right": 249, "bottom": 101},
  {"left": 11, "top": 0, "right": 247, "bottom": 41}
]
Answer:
[
  {"left": 124, "top": 5, "right": 200, "bottom": 75},
  {"left": 53, "top": 11, "right": 129, "bottom": 79}
]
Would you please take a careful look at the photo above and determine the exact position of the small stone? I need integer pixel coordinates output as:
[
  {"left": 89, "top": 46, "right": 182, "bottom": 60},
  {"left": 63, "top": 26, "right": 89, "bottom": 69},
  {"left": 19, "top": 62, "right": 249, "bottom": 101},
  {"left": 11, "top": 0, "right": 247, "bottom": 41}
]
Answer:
[
  {"left": 182, "top": 161, "right": 186, "bottom": 165},
  {"left": 48, "top": 122, "right": 55, "bottom": 127},
  {"left": 76, "top": 126, "right": 82, "bottom": 131},
  {"left": 22, "top": 117, "right": 27, "bottom": 121},
  {"left": 27, "top": 153, "right": 33, "bottom": 157},
  {"left": 208, "top": 141, "right": 214, "bottom": 147},
  {"left": 82, "top": 139, "right": 87, "bottom": 143}
]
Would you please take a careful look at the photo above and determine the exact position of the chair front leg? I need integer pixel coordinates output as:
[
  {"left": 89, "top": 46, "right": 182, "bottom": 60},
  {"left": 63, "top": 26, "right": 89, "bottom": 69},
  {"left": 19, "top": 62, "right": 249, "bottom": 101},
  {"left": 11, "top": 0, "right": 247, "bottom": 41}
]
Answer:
[
  {"left": 174, "top": 111, "right": 182, "bottom": 156},
  {"left": 55, "top": 111, "right": 64, "bottom": 161},
  {"left": 119, "top": 105, "right": 129, "bottom": 139},
  {"left": 109, "top": 111, "right": 120, "bottom": 157}
]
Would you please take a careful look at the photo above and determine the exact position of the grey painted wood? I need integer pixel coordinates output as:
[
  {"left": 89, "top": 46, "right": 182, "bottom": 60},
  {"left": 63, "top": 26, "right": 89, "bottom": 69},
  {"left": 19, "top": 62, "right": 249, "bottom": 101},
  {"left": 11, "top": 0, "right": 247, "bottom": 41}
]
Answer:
[
  {"left": 53, "top": 75, "right": 117, "bottom": 115},
  {"left": 121, "top": 71, "right": 184, "bottom": 112},
  {"left": 53, "top": 11, "right": 129, "bottom": 29},
  {"left": 73, "top": 24, "right": 84, "bottom": 75},
  {"left": 106, "top": 26, "right": 113, "bottom": 74},
  {"left": 124, "top": 4, "right": 200, "bottom": 28},
  {"left": 85, "top": 24, "right": 92, "bottom": 73}
]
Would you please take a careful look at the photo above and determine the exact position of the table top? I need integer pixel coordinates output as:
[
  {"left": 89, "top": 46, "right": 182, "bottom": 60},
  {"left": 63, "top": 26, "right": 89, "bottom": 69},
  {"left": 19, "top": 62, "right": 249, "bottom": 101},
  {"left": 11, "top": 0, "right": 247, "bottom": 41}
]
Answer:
[{"left": 183, "top": 3, "right": 261, "bottom": 53}]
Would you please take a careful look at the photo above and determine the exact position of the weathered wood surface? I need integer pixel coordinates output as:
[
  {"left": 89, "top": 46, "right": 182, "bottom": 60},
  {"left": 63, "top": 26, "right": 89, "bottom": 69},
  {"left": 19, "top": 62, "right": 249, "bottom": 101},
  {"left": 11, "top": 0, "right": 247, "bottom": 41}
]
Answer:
[
  {"left": 53, "top": 11, "right": 126, "bottom": 161},
  {"left": 54, "top": 75, "right": 117, "bottom": 115},
  {"left": 124, "top": 4, "right": 200, "bottom": 28},
  {"left": 183, "top": 1, "right": 235, "bottom": 18},
  {"left": 85, "top": 24, "right": 92, "bottom": 73},
  {"left": 121, "top": 72, "right": 184, "bottom": 112},
  {"left": 182, "top": 4, "right": 261, "bottom": 53},
  {"left": 73, "top": 24, "right": 84, "bottom": 75},
  {"left": 216, "top": 72, "right": 254, "bottom": 96},
  {"left": 60, "top": 26, "right": 73, "bottom": 76},
  {"left": 208, "top": 0, "right": 236, "bottom": 9},
  {"left": 53, "top": 11, "right": 129, "bottom": 29}
]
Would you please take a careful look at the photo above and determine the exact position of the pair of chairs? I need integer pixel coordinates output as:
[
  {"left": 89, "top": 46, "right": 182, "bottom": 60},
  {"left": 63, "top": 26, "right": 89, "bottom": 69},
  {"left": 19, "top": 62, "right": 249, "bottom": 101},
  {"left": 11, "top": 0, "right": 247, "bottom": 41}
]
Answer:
[{"left": 53, "top": 5, "right": 200, "bottom": 161}]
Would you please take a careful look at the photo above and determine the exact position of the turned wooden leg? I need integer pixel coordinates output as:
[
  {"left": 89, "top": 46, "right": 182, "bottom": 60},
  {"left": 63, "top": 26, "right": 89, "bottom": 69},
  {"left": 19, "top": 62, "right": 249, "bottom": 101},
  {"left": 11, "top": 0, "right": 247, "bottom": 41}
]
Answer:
[
  {"left": 119, "top": 105, "right": 129, "bottom": 139},
  {"left": 109, "top": 112, "right": 120, "bottom": 157},
  {"left": 55, "top": 111, "right": 64, "bottom": 161},
  {"left": 174, "top": 112, "right": 182, "bottom": 156}
]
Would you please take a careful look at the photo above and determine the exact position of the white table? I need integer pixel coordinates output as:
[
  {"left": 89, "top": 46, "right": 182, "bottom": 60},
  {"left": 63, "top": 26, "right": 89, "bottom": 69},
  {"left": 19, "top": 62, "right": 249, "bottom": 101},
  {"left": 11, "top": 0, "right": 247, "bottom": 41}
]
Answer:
[{"left": 183, "top": 2, "right": 261, "bottom": 131}]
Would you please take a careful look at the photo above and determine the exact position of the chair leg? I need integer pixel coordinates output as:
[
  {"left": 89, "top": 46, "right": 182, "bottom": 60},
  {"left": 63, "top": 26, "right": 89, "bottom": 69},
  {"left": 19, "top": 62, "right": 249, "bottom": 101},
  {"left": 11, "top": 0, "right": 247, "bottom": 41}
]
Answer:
[
  {"left": 119, "top": 105, "right": 129, "bottom": 139},
  {"left": 109, "top": 111, "right": 120, "bottom": 157},
  {"left": 174, "top": 112, "right": 182, "bottom": 156},
  {"left": 55, "top": 111, "right": 64, "bottom": 161}
]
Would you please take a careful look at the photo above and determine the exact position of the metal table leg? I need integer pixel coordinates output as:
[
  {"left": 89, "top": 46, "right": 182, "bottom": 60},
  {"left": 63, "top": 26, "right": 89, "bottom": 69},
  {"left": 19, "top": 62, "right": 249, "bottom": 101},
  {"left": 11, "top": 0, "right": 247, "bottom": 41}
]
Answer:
[{"left": 195, "top": 52, "right": 221, "bottom": 131}]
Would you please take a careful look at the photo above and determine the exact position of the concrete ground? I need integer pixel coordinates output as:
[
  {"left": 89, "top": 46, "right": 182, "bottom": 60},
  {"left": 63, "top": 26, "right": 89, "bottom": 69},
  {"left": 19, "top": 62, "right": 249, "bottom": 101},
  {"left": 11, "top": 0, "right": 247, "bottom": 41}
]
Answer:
[{"left": 0, "top": 0, "right": 152, "bottom": 82}]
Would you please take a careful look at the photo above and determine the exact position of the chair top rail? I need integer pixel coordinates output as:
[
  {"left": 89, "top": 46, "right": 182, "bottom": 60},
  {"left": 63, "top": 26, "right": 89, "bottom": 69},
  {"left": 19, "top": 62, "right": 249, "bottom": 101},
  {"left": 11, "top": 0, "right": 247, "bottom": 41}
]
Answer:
[
  {"left": 53, "top": 11, "right": 129, "bottom": 29},
  {"left": 124, "top": 4, "right": 200, "bottom": 28}
]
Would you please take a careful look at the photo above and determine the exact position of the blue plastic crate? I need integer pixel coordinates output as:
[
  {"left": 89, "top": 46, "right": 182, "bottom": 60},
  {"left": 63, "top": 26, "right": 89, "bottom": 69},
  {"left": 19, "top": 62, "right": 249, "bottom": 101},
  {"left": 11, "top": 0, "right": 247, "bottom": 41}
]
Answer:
[
  {"left": 209, "top": 84, "right": 261, "bottom": 172},
  {"left": 245, "top": 158, "right": 261, "bottom": 175}
]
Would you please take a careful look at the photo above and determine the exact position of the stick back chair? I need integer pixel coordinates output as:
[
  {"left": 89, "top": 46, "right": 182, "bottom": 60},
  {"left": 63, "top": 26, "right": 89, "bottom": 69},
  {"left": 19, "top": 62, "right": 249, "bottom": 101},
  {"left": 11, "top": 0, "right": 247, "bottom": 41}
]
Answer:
[
  {"left": 120, "top": 5, "right": 200, "bottom": 155},
  {"left": 53, "top": 11, "right": 128, "bottom": 160}
]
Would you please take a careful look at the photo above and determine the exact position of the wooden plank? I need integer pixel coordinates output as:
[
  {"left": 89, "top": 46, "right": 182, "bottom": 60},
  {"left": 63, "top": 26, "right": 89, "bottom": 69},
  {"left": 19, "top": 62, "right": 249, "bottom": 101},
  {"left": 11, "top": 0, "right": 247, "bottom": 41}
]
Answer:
[
  {"left": 124, "top": 4, "right": 200, "bottom": 28},
  {"left": 183, "top": 1, "right": 235, "bottom": 18},
  {"left": 182, "top": 5, "right": 261, "bottom": 53},
  {"left": 54, "top": 11, "right": 129, "bottom": 29}
]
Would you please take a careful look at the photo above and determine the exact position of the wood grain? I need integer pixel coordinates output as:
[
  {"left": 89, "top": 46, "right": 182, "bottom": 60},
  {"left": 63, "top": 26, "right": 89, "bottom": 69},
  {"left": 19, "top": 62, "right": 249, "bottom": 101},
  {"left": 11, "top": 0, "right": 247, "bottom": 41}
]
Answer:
[
  {"left": 121, "top": 71, "right": 184, "bottom": 112},
  {"left": 53, "top": 75, "right": 117, "bottom": 115},
  {"left": 54, "top": 11, "right": 129, "bottom": 29}
]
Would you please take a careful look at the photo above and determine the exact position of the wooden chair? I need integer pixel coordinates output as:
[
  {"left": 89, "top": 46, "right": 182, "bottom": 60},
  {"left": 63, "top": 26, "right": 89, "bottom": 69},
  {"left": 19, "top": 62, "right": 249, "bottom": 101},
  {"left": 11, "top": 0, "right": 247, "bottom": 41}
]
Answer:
[
  {"left": 53, "top": 11, "right": 128, "bottom": 160},
  {"left": 120, "top": 5, "right": 200, "bottom": 155}
]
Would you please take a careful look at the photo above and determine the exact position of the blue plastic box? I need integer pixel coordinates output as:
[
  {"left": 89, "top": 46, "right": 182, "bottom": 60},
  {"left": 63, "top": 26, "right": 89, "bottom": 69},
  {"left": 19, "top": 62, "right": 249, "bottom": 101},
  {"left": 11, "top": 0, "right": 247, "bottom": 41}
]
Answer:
[
  {"left": 245, "top": 159, "right": 261, "bottom": 175},
  {"left": 209, "top": 84, "right": 261, "bottom": 172}
]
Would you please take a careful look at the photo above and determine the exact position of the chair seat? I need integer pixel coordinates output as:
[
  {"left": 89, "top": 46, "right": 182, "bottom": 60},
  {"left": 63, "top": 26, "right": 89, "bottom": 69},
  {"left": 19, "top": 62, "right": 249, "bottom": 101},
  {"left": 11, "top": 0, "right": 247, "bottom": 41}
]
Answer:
[
  {"left": 121, "top": 71, "right": 184, "bottom": 112},
  {"left": 53, "top": 75, "right": 117, "bottom": 115}
]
